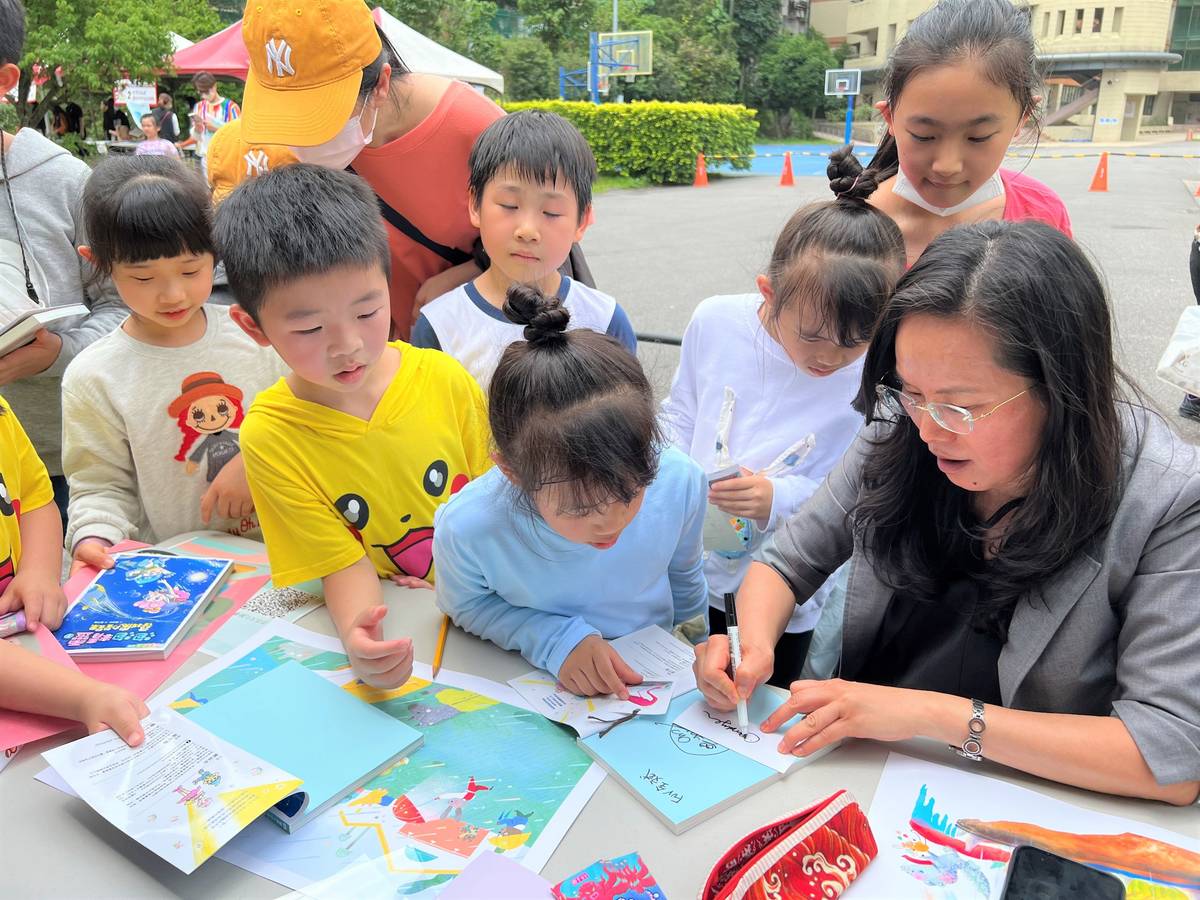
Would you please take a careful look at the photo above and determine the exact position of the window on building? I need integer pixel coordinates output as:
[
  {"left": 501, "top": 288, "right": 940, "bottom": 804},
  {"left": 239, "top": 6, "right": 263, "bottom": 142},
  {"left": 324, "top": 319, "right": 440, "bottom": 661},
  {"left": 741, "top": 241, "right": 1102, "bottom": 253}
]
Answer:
[
  {"left": 1074, "top": 8, "right": 1085, "bottom": 33},
  {"left": 1056, "top": 9, "right": 1066, "bottom": 34},
  {"left": 887, "top": 23, "right": 897, "bottom": 50},
  {"left": 1169, "top": 1, "right": 1200, "bottom": 71},
  {"left": 1092, "top": 8, "right": 1104, "bottom": 32},
  {"left": 1143, "top": 95, "right": 1156, "bottom": 116},
  {"left": 1113, "top": 6, "right": 1123, "bottom": 31},
  {"left": 1042, "top": 11, "right": 1050, "bottom": 35}
]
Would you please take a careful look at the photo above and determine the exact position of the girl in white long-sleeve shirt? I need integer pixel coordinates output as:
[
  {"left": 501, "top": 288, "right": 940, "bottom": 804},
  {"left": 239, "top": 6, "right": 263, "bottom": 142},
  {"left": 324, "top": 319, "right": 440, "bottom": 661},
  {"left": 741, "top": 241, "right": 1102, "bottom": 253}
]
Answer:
[
  {"left": 662, "top": 148, "right": 905, "bottom": 686},
  {"left": 62, "top": 156, "right": 286, "bottom": 574}
]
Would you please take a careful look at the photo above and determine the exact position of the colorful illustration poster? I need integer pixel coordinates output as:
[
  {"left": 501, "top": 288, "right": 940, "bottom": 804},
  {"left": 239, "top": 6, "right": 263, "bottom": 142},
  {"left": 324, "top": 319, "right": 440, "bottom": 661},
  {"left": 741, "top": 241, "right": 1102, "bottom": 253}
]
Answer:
[
  {"left": 552, "top": 852, "right": 667, "bottom": 900},
  {"left": 164, "top": 622, "right": 603, "bottom": 896},
  {"left": 858, "top": 753, "right": 1200, "bottom": 899}
]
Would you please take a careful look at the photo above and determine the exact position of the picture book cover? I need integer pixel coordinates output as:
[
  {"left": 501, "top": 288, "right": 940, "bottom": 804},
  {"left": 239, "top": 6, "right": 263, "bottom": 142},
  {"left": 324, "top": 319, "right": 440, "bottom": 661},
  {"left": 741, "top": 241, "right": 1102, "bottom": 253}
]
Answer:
[
  {"left": 552, "top": 852, "right": 667, "bottom": 900},
  {"left": 579, "top": 690, "right": 786, "bottom": 834},
  {"left": 188, "top": 659, "right": 425, "bottom": 834},
  {"left": 54, "top": 553, "right": 233, "bottom": 660}
]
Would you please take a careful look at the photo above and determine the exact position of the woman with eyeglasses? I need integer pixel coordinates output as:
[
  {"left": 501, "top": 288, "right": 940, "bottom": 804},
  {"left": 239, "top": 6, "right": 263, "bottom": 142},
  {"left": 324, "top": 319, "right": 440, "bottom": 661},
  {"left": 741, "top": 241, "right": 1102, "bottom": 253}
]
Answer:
[{"left": 694, "top": 219, "right": 1200, "bottom": 805}]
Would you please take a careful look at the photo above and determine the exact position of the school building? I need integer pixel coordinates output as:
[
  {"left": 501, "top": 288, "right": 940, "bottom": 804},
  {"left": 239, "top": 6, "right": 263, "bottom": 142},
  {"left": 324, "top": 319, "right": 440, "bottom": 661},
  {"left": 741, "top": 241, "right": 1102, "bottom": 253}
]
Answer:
[{"left": 809, "top": 0, "right": 1200, "bottom": 142}]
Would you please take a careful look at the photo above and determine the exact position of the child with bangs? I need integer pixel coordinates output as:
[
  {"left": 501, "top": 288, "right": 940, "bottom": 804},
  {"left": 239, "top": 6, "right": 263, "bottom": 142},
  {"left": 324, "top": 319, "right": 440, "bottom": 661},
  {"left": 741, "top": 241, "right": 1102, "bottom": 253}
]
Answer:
[
  {"left": 432, "top": 284, "right": 706, "bottom": 698},
  {"left": 662, "top": 148, "right": 907, "bottom": 687},
  {"left": 62, "top": 155, "right": 286, "bottom": 574}
]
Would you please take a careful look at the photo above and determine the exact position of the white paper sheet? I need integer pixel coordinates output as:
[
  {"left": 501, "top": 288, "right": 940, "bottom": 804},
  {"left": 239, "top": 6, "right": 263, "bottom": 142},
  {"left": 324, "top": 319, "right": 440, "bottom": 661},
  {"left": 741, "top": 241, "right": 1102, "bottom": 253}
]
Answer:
[
  {"left": 507, "top": 670, "right": 673, "bottom": 737},
  {"left": 41, "top": 707, "right": 301, "bottom": 874},
  {"left": 857, "top": 753, "right": 1200, "bottom": 899},
  {"left": 673, "top": 691, "right": 805, "bottom": 774},
  {"left": 610, "top": 624, "right": 698, "bottom": 696}
]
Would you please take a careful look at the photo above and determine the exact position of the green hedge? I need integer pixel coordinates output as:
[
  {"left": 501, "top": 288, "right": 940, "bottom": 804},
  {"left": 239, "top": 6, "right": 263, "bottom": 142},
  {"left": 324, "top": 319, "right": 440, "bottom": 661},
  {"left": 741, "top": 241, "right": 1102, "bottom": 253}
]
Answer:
[{"left": 502, "top": 100, "right": 758, "bottom": 185}]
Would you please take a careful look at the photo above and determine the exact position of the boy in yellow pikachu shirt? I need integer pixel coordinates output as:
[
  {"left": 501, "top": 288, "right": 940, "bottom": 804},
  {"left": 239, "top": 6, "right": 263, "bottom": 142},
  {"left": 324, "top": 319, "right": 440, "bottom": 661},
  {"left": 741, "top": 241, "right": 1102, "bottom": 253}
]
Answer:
[{"left": 215, "top": 165, "right": 491, "bottom": 689}]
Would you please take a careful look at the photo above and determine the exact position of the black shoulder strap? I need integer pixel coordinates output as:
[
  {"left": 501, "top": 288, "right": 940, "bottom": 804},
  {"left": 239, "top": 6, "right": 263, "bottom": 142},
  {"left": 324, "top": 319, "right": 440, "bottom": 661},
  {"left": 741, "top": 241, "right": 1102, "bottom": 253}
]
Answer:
[{"left": 347, "top": 165, "right": 472, "bottom": 267}]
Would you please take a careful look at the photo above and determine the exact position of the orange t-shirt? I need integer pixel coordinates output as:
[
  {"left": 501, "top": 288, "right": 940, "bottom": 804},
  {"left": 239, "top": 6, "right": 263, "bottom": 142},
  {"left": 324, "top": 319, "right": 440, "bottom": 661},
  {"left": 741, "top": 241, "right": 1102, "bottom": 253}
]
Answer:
[{"left": 350, "top": 81, "right": 503, "bottom": 337}]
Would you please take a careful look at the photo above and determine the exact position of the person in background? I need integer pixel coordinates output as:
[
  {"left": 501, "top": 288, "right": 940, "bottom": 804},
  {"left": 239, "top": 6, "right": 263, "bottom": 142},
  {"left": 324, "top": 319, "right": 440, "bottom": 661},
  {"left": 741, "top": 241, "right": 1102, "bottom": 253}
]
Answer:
[
  {"left": 102, "top": 97, "right": 131, "bottom": 142},
  {"left": 177, "top": 72, "right": 239, "bottom": 177},
  {"left": 0, "top": 0, "right": 125, "bottom": 524},
  {"left": 152, "top": 92, "right": 179, "bottom": 144},
  {"left": 134, "top": 114, "right": 178, "bottom": 157}
]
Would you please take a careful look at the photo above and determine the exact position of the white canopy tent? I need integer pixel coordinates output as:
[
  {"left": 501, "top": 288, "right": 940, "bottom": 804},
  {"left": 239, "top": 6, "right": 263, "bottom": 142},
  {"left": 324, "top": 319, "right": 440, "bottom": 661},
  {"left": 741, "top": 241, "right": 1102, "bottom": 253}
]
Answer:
[{"left": 374, "top": 8, "right": 503, "bottom": 94}]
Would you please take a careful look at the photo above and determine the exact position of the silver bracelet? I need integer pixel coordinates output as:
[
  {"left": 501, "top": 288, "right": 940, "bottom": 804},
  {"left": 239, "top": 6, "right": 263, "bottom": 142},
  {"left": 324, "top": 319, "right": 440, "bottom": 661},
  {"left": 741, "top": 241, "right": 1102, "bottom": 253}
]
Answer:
[{"left": 950, "top": 698, "right": 986, "bottom": 761}]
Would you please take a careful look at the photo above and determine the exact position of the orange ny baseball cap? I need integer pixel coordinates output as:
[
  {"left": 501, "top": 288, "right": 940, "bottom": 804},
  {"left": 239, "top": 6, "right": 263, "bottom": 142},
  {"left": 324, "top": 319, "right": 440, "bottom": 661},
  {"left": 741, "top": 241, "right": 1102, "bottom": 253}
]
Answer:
[
  {"left": 241, "top": 0, "right": 382, "bottom": 146},
  {"left": 206, "top": 119, "right": 298, "bottom": 202}
]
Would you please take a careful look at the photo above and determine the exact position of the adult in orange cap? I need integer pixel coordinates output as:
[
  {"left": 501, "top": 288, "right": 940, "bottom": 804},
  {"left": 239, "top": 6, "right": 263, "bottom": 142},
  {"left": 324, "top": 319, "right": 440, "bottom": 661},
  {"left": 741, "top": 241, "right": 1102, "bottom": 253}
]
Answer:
[
  {"left": 206, "top": 118, "right": 296, "bottom": 203},
  {"left": 239, "top": 0, "right": 508, "bottom": 337}
]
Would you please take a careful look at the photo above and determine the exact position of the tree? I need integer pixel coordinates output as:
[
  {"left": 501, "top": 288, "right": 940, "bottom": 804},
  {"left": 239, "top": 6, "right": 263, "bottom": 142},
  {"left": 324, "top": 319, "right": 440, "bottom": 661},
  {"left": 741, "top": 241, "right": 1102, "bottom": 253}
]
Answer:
[
  {"left": 518, "top": 0, "right": 600, "bottom": 54},
  {"left": 379, "top": 0, "right": 502, "bottom": 68},
  {"left": 498, "top": 37, "right": 558, "bottom": 101},
  {"left": 727, "top": 0, "right": 780, "bottom": 96},
  {"left": 754, "top": 32, "right": 837, "bottom": 137},
  {"left": 17, "top": 0, "right": 221, "bottom": 130}
]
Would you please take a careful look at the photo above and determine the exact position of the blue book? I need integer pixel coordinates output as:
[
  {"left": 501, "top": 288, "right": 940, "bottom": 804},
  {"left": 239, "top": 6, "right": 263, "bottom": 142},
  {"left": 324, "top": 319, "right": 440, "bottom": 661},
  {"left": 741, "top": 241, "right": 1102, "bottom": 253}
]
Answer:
[
  {"left": 579, "top": 690, "right": 794, "bottom": 834},
  {"left": 54, "top": 553, "right": 232, "bottom": 661},
  {"left": 189, "top": 660, "right": 424, "bottom": 833}
]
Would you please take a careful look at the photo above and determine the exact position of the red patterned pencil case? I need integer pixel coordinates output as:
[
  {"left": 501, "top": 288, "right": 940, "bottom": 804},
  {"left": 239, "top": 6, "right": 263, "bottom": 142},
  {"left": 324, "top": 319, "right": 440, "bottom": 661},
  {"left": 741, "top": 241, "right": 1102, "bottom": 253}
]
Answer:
[{"left": 701, "top": 790, "right": 878, "bottom": 900}]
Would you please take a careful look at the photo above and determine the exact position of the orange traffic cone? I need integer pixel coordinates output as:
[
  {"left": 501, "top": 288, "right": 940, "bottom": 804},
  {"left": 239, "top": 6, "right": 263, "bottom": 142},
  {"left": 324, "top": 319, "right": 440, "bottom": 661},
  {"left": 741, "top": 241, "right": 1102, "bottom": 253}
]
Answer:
[
  {"left": 693, "top": 153, "right": 708, "bottom": 187},
  {"left": 779, "top": 151, "right": 795, "bottom": 187},
  {"left": 1088, "top": 152, "right": 1108, "bottom": 192}
]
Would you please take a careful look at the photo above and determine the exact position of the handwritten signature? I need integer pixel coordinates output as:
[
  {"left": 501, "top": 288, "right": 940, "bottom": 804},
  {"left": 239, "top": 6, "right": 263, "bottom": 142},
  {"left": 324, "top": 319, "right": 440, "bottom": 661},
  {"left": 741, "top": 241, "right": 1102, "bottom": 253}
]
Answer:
[{"left": 701, "top": 709, "right": 761, "bottom": 743}]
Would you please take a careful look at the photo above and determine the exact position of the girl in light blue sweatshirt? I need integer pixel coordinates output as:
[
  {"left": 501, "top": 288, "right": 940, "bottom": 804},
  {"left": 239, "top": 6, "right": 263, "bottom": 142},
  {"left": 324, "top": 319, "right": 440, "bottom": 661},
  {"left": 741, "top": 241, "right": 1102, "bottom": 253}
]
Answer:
[{"left": 433, "top": 283, "right": 707, "bottom": 698}]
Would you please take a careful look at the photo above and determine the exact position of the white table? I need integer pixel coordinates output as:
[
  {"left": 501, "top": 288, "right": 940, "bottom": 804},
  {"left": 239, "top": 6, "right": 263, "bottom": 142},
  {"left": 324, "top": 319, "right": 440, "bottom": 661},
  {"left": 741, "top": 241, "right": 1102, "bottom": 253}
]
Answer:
[{"left": 3, "top": 558, "right": 1197, "bottom": 898}]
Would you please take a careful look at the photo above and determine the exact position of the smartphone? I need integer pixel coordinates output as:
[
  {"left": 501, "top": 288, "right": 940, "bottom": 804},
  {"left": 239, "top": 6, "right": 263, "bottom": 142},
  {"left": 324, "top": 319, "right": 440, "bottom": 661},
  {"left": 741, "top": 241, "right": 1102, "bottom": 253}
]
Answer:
[
  {"left": 706, "top": 463, "right": 742, "bottom": 486},
  {"left": 1000, "top": 845, "right": 1125, "bottom": 900}
]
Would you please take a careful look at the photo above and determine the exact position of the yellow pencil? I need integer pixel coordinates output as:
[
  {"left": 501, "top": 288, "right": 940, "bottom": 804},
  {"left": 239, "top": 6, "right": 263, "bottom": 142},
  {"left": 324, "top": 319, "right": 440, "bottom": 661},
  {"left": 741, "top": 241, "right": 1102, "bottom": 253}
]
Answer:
[{"left": 432, "top": 614, "right": 450, "bottom": 679}]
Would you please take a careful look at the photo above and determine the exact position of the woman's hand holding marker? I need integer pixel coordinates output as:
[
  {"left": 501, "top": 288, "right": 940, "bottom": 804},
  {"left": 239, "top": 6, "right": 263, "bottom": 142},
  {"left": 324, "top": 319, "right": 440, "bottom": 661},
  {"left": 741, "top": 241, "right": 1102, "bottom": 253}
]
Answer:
[{"left": 693, "top": 633, "right": 773, "bottom": 712}]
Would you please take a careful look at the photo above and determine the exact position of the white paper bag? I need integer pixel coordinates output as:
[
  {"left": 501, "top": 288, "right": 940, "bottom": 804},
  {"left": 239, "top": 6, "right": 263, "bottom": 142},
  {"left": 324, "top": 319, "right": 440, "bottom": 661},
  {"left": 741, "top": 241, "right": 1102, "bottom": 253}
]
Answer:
[{"left": 1156, "top": 306, "right": 1200, "bottom": 395}]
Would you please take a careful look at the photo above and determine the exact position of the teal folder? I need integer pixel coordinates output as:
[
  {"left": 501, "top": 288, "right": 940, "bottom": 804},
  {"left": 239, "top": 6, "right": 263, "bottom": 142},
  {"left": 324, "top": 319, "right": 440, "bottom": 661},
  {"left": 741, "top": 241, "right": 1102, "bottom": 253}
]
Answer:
[
  {"left": 579, "top": 689, "right": 784, "bottom": 834},
  {"left": 190, "top": 660, "right": 423, "bottom": 833}
]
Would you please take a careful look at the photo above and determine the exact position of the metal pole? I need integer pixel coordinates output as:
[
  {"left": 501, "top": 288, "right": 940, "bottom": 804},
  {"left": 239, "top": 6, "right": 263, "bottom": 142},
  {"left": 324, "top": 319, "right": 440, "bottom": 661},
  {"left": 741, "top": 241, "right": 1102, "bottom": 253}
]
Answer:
[
  {"left": 613, "top": 0, "right": 619, "bottom": 32},
  {"left": 559, "top": 66, "right": 566, "bottom": 101},
  {"left": 844, "top": 94, "right": 855, "bottom": 145},
  {"left": 589, "top": 32, "right": 600, "bottom": 105}
]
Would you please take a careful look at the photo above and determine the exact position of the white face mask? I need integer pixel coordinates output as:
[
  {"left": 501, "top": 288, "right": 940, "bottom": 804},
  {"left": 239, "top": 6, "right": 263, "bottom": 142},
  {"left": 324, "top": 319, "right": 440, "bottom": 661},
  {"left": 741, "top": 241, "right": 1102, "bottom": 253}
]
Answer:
[
  {"left": 892, "top": 170, "right": 1005, "bottom": 218},
  {"left": 291, "top": 105, "right": 377, "bottom": 171}
]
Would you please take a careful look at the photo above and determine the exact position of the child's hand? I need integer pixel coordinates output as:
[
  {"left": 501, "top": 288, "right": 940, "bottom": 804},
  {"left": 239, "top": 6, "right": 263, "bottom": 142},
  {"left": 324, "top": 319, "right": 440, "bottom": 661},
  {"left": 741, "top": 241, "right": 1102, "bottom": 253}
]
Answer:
[
  {"left": 200, "top": 454, "right": 255, "bottom": 524},
  {"left": 558, "top": 635, "right": 644, "bottom": 699},
  {"left": 0, "top": 570, "right": 68, "bottom": 629},
  {"left": 345, "top": 605, "right": 414, "bottom": 689},
  {"left": 709, "top": 469, "right": 774, "bottom": 524},
  {"left": 71, "top": 537, "right": 115, "bottom": 577},
  {"left": 77, "top": 680, "right": 149, "bottom": 746}
]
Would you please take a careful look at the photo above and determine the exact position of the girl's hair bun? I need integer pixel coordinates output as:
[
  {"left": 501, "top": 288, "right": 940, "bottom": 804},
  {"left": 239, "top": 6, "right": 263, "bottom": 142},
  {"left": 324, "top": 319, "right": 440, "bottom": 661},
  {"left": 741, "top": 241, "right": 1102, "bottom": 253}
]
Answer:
[
  {"left": 827, "top": 145, "right": 878, "bottom": 207},
  {"left": 503, "top": 282, "right": 571, "bottom": 347}
]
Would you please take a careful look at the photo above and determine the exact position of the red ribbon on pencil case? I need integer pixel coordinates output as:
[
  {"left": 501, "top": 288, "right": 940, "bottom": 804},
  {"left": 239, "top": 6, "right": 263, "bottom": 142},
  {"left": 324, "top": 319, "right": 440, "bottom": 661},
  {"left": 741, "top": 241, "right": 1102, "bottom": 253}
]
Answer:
[{"left": 701, "top": 789, "right": 877, "bottom": 900}]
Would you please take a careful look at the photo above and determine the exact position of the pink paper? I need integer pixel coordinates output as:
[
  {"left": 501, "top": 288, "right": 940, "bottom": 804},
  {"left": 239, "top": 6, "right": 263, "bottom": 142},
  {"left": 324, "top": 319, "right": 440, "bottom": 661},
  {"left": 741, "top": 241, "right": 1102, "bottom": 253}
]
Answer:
[
  {"left": 0, "top": 625, "right": 84, "bottom": 752},
  {"left": 440, "top": 853, "right": 552, "bottom": 900}
]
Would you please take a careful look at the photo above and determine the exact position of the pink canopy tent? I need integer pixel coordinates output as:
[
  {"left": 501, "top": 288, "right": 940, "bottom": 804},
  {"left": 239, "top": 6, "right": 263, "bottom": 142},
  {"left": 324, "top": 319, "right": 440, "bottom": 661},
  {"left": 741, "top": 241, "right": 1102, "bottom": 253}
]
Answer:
[{"left": 170, "top": 21, "right": 250, "bottom": 80}]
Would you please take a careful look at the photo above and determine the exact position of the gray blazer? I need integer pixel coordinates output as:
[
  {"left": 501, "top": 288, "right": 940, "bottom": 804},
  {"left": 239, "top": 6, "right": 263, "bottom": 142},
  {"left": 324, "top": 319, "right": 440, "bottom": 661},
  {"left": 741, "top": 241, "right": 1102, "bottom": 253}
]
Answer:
[{"left": 759, "top": 411, "right": 1200, "bottom": 785}]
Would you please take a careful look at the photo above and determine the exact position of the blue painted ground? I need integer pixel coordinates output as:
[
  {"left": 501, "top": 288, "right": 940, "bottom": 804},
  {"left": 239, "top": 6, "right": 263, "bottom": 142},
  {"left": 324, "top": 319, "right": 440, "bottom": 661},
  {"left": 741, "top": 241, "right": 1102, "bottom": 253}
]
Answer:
[{"left": 709, "top": 142, "right": 876, "bottom": 177}]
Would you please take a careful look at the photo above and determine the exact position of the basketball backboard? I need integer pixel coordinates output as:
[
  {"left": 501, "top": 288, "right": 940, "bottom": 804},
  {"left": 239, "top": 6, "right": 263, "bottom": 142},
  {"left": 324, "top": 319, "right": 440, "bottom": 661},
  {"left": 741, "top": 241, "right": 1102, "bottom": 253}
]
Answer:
[
  {"left": 824, "top": 68, "right": 862, "bottom": 96},
  {"left": 598, "top": 30, "right": 653, "bottom": 76}
]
